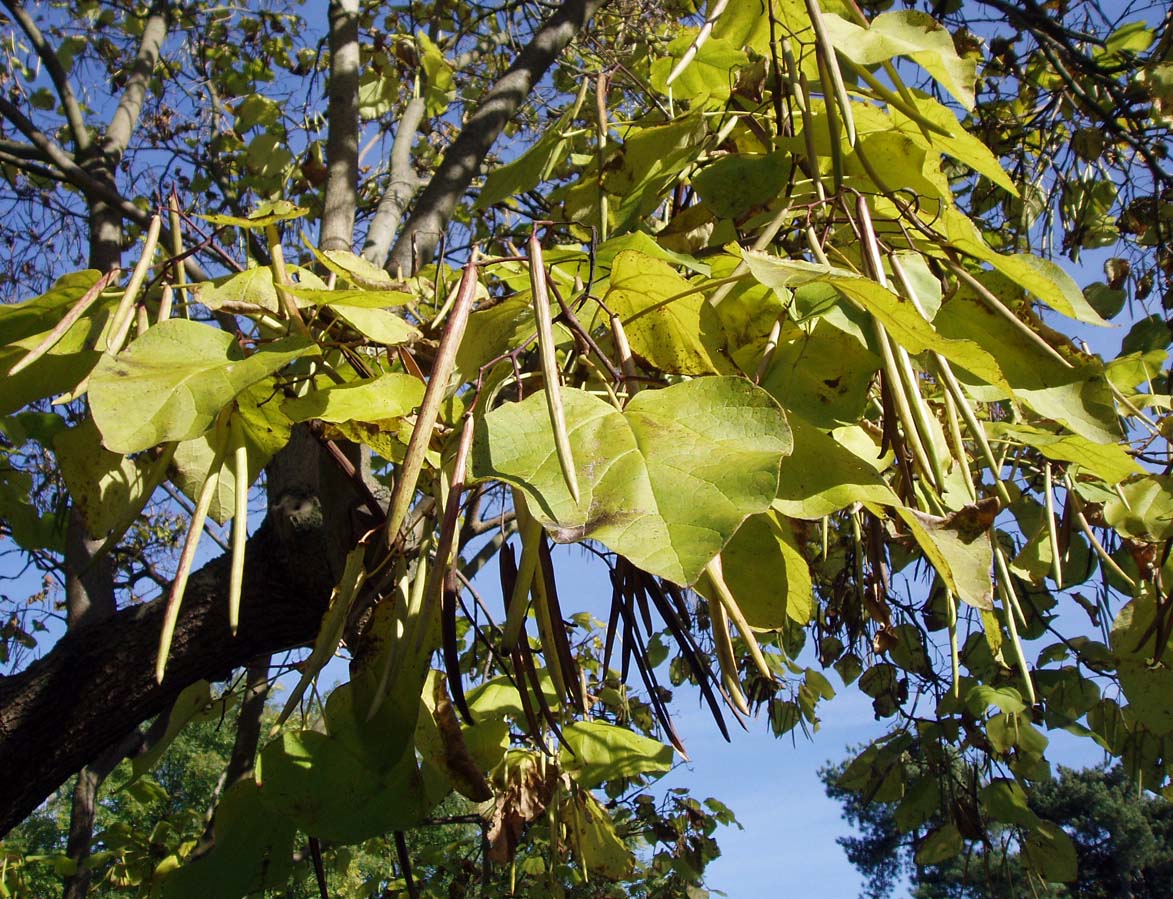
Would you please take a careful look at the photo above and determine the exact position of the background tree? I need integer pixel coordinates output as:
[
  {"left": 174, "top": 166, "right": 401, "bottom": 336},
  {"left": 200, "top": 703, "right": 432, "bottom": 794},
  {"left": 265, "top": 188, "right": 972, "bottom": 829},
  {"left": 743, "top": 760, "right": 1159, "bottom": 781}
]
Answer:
[
  {"left": 0, "top": 0, "right": 1170, "bottom": 897},
  {"left": 822, "top": 755, "right": 1173, "bottom": 899}
]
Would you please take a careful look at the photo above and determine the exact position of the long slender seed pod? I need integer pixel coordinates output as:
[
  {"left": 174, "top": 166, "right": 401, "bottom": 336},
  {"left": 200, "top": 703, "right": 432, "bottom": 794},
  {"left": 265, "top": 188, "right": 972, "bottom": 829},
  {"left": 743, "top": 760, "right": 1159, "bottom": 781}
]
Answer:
[
  {"left": 704, "top": 556, "right": 772, "bottom": 680},
  {"left": 264, "top": 223, "right": 310, "bottom": 335},
  {"left": 107, "top": 215, "right": 162, "bottom": 353},
  {"left": 385, "top": 261, "right": 478, "bottom": 547},
  {"left": 942, "top": 387, "right": 977, "bottom": 501},
  {"left": 806, "top": 0, "right": 856, "bottom": 146},
  {"left": 157, "top": 428, "right": 228, "bottom": 682},
  {"left": 708, "top": 582, "right": 750, "bottom": 715},
  {"left": 528, "top": 233, "right": 580, "bottom": 503},
  {"left": 664, "top": 0, "right": 730, "bottom": 86},
  {"left": 1044, "top": 462, "right": 1064, "bottom": 590},
  {"left": 595, "top": 73, "right": 609, "bottom": 242},
  {"left": 228, "top": 414, "right": 249, "bottom": 635},
  {"left": 157, "top": 284, "right": 174, "bottom": 323},
  {"left": 8, "top": 269, "right": 121, "bottom": 376},
  {"left": 501, "top": 489, "right": 544, "bottom": 652},
  {"left": 168, "top": 193, "right": 189, "bottom": 317},
  {"left": 946, "top": 589, "right": 960, "bottom": 699},
  {"left": 1063, "top": 472, "right": 1135, "bottom": 588},
  {"left": 994, "top": 545, "right": 1037, "bottom": 705}
]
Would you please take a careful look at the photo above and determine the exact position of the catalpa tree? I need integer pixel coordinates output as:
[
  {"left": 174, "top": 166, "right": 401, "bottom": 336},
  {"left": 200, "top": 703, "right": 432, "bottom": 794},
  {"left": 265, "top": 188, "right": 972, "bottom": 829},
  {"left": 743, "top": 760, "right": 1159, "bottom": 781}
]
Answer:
[{"left": 0, "top": 0, "right": 1170, "bottom": 896}]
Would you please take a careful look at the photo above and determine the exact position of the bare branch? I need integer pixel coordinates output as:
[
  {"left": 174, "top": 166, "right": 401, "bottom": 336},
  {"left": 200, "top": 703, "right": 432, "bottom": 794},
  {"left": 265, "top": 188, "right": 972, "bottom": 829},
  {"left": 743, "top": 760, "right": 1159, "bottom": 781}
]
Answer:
[
  {"left": 0, "top": 0, "right": 90, "bottom": 152},
  {"left": 101, "top": 1, "right": 169, "bottom": 160},
  {"left": 387, "top": 0, "right": 609, "bottom": 274},
  {"left": 319, "top": 0, "right": 361, "bottom": 253},
  {"left": 360, "top": 96, "right": 425, "bottom": 268}
]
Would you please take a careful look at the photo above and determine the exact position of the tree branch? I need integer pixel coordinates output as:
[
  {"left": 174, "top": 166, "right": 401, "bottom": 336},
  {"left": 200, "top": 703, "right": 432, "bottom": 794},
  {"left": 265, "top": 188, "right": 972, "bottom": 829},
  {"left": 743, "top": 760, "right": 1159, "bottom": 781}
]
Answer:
[
  {"left": 386, "top": 0, "right": 608, "bottom": 274},
  {"left": 319, "top": 0, "right": 361, "bottom": 253},
  {"left": 361, "top": 96, "right": 425, "bottom": 269},
  {"left": 0, "top": 512, "right": 335, "bottom": 837},
  {"left": 0, "top": 0, "right": 90, "bottom": 152},
  {"left": 101, "top": 1, "right": 169, "bottom": 160}
]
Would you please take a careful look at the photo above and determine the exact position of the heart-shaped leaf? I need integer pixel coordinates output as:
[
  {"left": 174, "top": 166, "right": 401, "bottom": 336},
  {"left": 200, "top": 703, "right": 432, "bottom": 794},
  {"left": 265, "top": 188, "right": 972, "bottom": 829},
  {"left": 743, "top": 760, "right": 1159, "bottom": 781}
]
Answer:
[
  {"left": 471, "top": 377, "right": 790, "bottom": 585},
  {"left": 89, "top": 319, "right": 312, "bottom": 453}
]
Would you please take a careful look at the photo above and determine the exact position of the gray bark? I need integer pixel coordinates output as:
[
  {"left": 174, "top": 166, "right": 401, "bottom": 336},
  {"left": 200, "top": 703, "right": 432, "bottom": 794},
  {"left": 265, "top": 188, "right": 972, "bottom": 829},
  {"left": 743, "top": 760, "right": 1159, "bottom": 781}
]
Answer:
[
  {"left": 319, "top": 0, "right": 361, "bottom": 253},
  {"left": 386, "top": 0, "right": 608, "bottom": 275}
]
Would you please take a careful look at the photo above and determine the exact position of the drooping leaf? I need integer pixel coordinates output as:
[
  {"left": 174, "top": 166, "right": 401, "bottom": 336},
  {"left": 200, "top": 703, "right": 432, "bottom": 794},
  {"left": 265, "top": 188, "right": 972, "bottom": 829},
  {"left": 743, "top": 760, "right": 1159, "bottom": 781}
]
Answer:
[
  {"left": 649, "top": 30, "right": 748, "bottom": 101},
  {"left": 0, "top": 271, "right": 113, "bottom": 414},
  {"left": 54, "top": 415, "right": 156, "bottom": 537},
  {"left": 1110, "top": 587, "right": 1173, "bottom": 735},
  {"left": 471, "top": 377, "right": 790, "bottom": 585},
  {"left": 1104, "top": 475, "right": 1173, "bottom": 542},
  {"left": 695, "top": 509, "right": 812, "bottom": 628},
  {"left": 1023, "top": 820, "right": 1079, "bottom": 883},
  {"left": 558, "top": 720, "right": 674, "bottom": 790},
  {"left": 823, "top": 10, "right": 977, "bottom": 109},
  {"left": 89, "top": 320, "right": 312, "bottom": 453},
  {"left": 773, "top": 417, "right": 898, "bottom": 519},
  {"left": 604, "top": 250, "right": 728, "bottom": 375},
  {"left": 760, "top": 320, "right": 880, "bottom": 428},
  {"left": 283, "top": 373, "right": 424, "bottom": 424},
  {"left": 895, "top": 501, "right": 997, "bottom": 610},
  {"left": 162, "top": 780, "right": 296, "bottom": 899}
]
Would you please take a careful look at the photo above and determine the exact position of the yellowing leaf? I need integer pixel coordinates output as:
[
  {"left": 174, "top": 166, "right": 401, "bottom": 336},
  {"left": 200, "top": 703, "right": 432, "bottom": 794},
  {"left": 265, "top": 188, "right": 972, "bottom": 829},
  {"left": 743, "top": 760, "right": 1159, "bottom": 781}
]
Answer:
[
  {"left": 696, "top": 509, "right": 812, "bottom": 628},
  {"left": 605, "top": 250, "right": 727, "bottom": 375},
  {"left": 471, "top": 378, "right": 790, "bottom": 585},
  {"left": 283, "top": 373, "right": 425, "bottom": 424},
  {"left": 823, "top": 11, "right": 976, "bottom": 109},
  {"left": 773, "top": 417, "right": 897, "bottom": 519},
  {"left": 90, "top": 320, "right": 312, "bottom": 453},
  {"left": 559, "top": 720, "right": 673, "bottom": 789}
]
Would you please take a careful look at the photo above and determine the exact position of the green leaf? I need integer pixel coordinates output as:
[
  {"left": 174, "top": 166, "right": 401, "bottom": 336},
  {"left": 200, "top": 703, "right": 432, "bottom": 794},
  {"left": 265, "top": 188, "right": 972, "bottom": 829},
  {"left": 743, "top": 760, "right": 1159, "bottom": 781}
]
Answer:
[
  {"left": 915, "top": 822, "right": 963, "bottom": 865},
  {"left": 895, "top": 502, "right": 996, "bottom": 610},
  {"left": 691, "top": 152, "right": 791, "bottom": 220},
  {"left": 601, "top": 112, "right": 707, "bottom": 234},
  {"left": 823, "top": 11, "right": 976, "bottom": 109},
  {"left": 283, "top": 373, "right": 424, "bottom": 424},
  {"left": 199, "top": 200, "right": 307, "bottom": 228},
  {"left": 476, "top": 96, "right": 583, "bottom": 209},
  {"left": 891, "top": 96, "right": 1019, "bottom": 196},
  {"left": 1024, "top": 820, "right": 1078, "bottom": 883},
  {"left": 559, "top": 720, "right": 673, "bottom": 790},
  {"left": 471, "top": 377, "right": 790, "bottom": 585},
  {"left": 743, "top": 253, "right": 1014, "bottom": 394},
  {"left": 195, "top": 267, "right": 281, "bottom": 313},
  {"left": 161, "top": 780, "right": 296, "bottom": 899},
  {"left": 760, "top": 319, "right": 880, "bottom": 428},
  {"left": 649, "top": 31, "right": 748, "bottom": 101},
  {"left": 933, "top": 288, "right": 1120, "bottom": 444},
  {"left": 0, "top": 271, "right": 113, "bottom": 415},
  {"left": 89, "top": 320, "right": 312, "bottom": 453},
  {"left": 980, "top": 778, "right": 1040, "bottom": 828},
  {"left": 774, "top": 417, "right": 897, "bottom": 518},
  {"left": 695, "top": 509, "right": 811, "bottom": 628},
  {"left": 1110, "top": 586, "right": 1173, "bottom": 735},
  {"left": 233, "top": 94, "right": 280, "bottom": 131},
  {"left": 127, "top": 681, "right": 214, "bottom": 783},
  {"left": 244, "top": 132, "right": 292, "bottom": 178},
  {"left": 565, "top": 791, "right": 634, "bottom": 879},
  {"left": 257, "top": 728, "right": 428, "bottom": 843},
  {"left": 358, "top": 53, "right": 399, "bottom": 120},
  {"left": 54, "top": 415, "right": 155, "bottom": 537},
  {"left": 418, "top": 32, "right": 454, "bottom": 116},
  {"left": 989, "top": 422, "right": 1140, "bottom": 485},
  {"left": 604, "top": 250, "right": 728, "bottom": 375},
  {"left": 168, "top": 382, "right": 293, "bottom": 524},
  {"left": 1104, "top": 475, "right": 1173, "bottom": 542}
]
